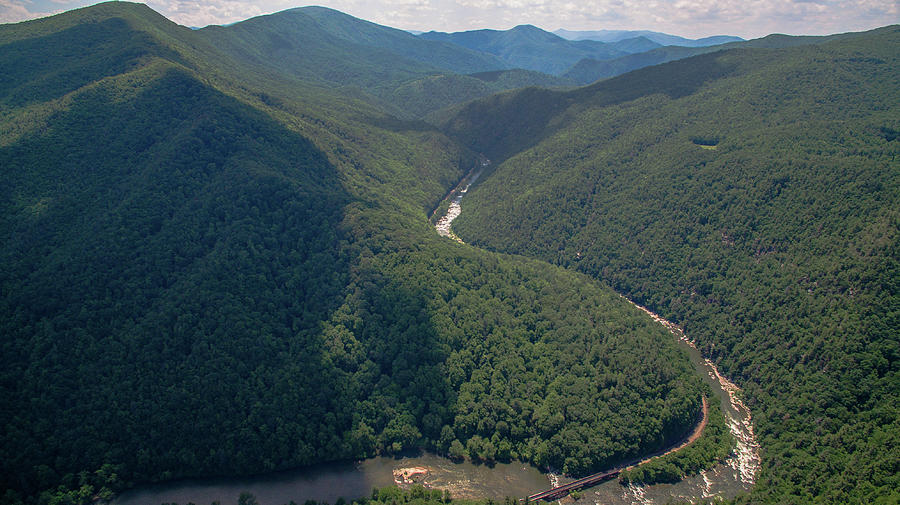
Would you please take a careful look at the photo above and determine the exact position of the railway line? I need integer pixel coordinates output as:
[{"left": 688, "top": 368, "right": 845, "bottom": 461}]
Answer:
[{"left": 526, "top": 396, "right": 709, "bottom": 502}]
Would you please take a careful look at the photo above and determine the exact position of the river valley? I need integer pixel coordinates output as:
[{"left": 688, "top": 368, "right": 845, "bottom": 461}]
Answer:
[{"left": 115, "top": 173, "right": 759, "bottom": 505}]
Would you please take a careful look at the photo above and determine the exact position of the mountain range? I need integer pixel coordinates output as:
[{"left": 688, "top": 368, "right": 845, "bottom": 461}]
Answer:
[
  {"left": 553, "top": 28, "right": 742, "bottom": 46},
  {"left": 1, "top": 3, "right": 897, "bottom": 505},
  {"left": 0, "top": 3, "right": 709, "bottom": 502},
  {"left": 419, "top": 25, "right": 635, "bottom": 75},
  {"left": 560, "top": 29, "right": 892, "bottom": 84}
]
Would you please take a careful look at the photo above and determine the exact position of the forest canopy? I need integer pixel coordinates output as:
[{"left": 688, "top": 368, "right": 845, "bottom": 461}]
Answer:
[
  {"left": 0, "top": 3, "right": 709, "bottom": 503},
  {"left": 451, "top": 26, "right": 900, "bottom": 504}
]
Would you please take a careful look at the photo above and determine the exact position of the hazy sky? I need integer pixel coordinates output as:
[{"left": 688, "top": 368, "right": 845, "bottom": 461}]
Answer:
[{"left": 2, "top": 0, "right": 897, "bottom": 38}]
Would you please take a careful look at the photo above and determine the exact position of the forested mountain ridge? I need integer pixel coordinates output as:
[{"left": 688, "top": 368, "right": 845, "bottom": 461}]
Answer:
[
  {"left": 562, "top": 27, "right": 893, "bottom": 84},
  {"left": 197, "top": 6, "right": 506, "bottom": 86},
  {"left": 442, "top": 25, "right": 899, "bottom": 162},
  {"left": 450, "top": 26, "right": 900, "bottom": 504},
  {"left": 283, "top": 6, "right": 508, "bottom": 74},
  {"left": 418, "top": 25, "right": 632, "bottom": 75},
  {"left": 440, "top": 46, "right": 744, "bottom": 165},
  {"left": 1, "top": 3, "right": 710, "bottom": 503},
  {"left": 553, "top": 28, "right": 742, "bottom": 47},
  {"left": 194, "top": 7, "right": 577, "bottom": 117},
  {"left": 414, "top": 24, "right": 745, "bottom": 85}
]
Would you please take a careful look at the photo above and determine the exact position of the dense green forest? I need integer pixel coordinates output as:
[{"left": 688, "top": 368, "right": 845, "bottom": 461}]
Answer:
[
  {"left": 192, "top": 7, "right": 576, "bottom": 118},
  {"left": 619, "top": 401, "right": 733, "bottom": 486},
  {"left": 450, "top": 27, "right": 900, "bottom": 504},
  {"left": 3, "top": 2, "right": 897, "bottom": 504},
  {"left": 0, "top": 3, "right": 708, "bottom": 504}
]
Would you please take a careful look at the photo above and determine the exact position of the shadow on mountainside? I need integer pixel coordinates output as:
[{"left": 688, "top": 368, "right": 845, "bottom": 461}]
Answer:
[
  {"left": 0, "top": 67, "right": 359, "bottom": 491},
  {"left": 441, "top": 52, "right": 738, "bottom": 164}
]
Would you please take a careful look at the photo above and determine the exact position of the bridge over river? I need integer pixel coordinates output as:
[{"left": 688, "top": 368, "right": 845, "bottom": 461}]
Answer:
[{"left": 526, "top": 396, "right": 709, "bottom": 502}]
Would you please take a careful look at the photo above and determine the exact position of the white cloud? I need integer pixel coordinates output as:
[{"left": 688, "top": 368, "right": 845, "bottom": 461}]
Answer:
[
  {"left": 146, "top": 0, "right": 267, "bottom": 26},
  {"left": 2, "top": 0, "right": 897, "bottom": 37},
  {"left": 0, "top": 0, "right": 52, "bottom": 23}
]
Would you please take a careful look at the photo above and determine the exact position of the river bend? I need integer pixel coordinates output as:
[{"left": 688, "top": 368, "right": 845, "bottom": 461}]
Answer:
[
  {"left": 434, "top": 173, "right": 760, "bottom": 504},
  {"left": 116, "top": 167, "right": 759, "bottom": 505}
]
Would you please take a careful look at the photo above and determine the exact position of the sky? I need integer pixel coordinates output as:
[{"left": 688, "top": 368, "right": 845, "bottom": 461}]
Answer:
[{"left": 1, "top": 0, "right": 897, "bottom": 39}]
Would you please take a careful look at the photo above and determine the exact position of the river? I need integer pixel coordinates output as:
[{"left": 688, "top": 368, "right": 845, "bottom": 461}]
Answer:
[
  {"left": 114, "top": 454, "right": 550, "bottom": 504},
  {"left": 432, "top": 172, "right": 760, "bottom": 504},
  {"left": 568, "top": 303, "right": 760, "bottom": 504},
  {"left": 115, "top": 171, "right": 759, "bottom": 505}
]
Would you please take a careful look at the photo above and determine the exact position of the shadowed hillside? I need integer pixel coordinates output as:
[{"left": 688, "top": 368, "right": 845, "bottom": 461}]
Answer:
[
  {"left": 0, "top": 4, "right": 710, "bottom": 503},
  {"left": 441, "top": 50, "right": 739, "bottom": 164}
]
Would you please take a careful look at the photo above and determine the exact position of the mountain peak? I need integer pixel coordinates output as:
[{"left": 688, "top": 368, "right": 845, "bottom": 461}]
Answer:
[{"left": 507, "top": 24, "right": 561, "bottom": 40}]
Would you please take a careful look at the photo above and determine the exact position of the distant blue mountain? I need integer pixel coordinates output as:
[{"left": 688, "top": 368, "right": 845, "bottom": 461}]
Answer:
[
  {"left": 560, "top": 30, "right": 863, "bottom": 85},
  {"left": 554, "top": 28, "right": 743, "bottom": 47},
  {"left": 418, "top": 25, "right": 643, "bottom": 75}
]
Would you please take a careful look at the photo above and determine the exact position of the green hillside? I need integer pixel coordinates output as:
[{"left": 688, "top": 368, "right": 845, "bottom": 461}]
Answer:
[
  {"left": 0, "top": 3, "right": 708, "bottom": 503},
  {"left": 563, "top": 45, "right": 724, "bottom": 84},
  {"left": 392, "top": 70, "right": 574, "bottom": 118},
  {"left": 292, "top": 7, "right": 509, "bottom": 75},
  {"left": 192, "top": 7, "right": 580, "bottom": 118},
  {"left": 450, "top": 27, "right": 900, "bottom": 504},
  {"left": 197, "top": 6, "right": 507, "bottom": 88},
  {"left": 441, "top": 48, "right": 740, "bottom": 164}
]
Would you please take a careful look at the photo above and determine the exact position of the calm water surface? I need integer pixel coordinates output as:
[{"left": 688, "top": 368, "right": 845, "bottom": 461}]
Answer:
[{"left": 115, "top": 454, "right": 549, "bottom": 505}]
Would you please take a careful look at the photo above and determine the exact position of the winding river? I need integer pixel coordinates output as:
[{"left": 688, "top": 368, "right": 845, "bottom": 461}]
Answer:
[
  {"left": 574, "top": 302, "right": 760, "bottom": 504},
  {"left": 432, "top": 174, "right": 761, "bottom": 504},
  {"left": 116, "top": 170, "right": 759, "bottom": 505}
]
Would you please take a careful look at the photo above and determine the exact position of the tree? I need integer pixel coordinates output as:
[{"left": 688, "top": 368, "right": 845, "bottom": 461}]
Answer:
[
  {"left": 449, "top": 439, "right": 467, "bottom": 461},
  {"left": 238, "top": 492, "right": 259, "bottom": 505}
]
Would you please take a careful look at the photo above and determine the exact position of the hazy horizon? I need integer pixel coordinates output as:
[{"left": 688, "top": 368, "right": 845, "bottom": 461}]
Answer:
[{"left": 2, "top": 0, "right": 897, "bottom": 40}]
